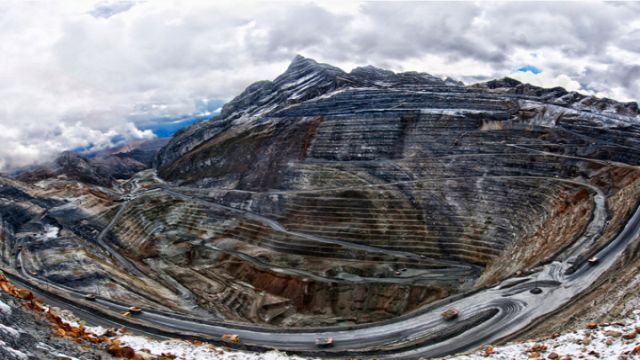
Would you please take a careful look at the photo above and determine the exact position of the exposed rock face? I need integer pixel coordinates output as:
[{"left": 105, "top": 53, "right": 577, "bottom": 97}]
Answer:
[
  {"left": 471, "top": 77, "right": 640, "bottom": 116},
  {"left": 131, "top": 55, "right": 640, "bottom": 324},
  {"left": 155, "top": 56, "right": 640, "bottom": 261},
  {"left": 158, "top": 56, "right": 640, "bottom": 184},
  {"left": 155, "top": 55, "right": 458, "bottom": 173}
]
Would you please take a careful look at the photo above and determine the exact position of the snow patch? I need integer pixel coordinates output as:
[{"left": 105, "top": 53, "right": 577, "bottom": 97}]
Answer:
[
  {"left": 117, "top": 334, "right": 307, "bottom": 360},
  {"left": 0, "top": 300, "right": 12, "bottom": 316},
  {"left": 42, "top": 225, "right": 60, "bottom": 240},
  {"left": 446, "top": 310, "right": 640, "bottom": 359},
  {"left": 53, "top": 308, "right": 109, "bottom": 336},
  {"left": 419, "top": 108, "right": 506, "bottom": 116},
  {"left": 0, "top": 324, "right": 19, "bottom": 338},
  {"left": 0, "top": 340, "right": 27, "bottom": 360},
  {"left": 280, "top": 72, "right": 319, "bottom": 91}
]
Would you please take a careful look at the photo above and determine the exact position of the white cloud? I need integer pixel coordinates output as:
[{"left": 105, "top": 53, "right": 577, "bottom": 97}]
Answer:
[{"left": 0, "top": 1, "right": 638, "bottom": 170}]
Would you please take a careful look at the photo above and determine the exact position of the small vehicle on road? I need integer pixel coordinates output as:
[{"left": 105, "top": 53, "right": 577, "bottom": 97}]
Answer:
[
  {"left": 84, "top": 294, "right": 97, "bottom": 301},
  {"left": 315, "top": 337, "right": 334, "bottom": 347},
  {"left": 441, "top": 308, "right": 459, "bottom": 320},
  {"left": 588, "top": 256, "right": 599, "bottom": 265},
  {"left": 128, "top": 306, "right": 142, "bottom": 314},
  {"left": 530, "top": 287, "right": 543, "bottom": 294},
  {"left": 221, "top": 334, "right": 241, "bottom": 343}
]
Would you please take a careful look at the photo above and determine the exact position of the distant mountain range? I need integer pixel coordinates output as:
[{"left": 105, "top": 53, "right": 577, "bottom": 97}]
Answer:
[{"left": 13, "top": 137, "right": 169, "bottom": 186}]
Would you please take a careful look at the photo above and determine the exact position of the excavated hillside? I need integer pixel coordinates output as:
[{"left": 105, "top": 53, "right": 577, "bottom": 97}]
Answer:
[
  {"left": 1, "top": 56, "right": 639, "bottom": 346},
  {"left": 152, "top": 56, "right": 640, "bottom": 325}
]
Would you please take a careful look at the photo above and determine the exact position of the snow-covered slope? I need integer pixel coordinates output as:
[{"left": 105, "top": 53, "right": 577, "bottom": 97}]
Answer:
[{"left": 445, "top": 310, "right": 640, "bottom": 359}]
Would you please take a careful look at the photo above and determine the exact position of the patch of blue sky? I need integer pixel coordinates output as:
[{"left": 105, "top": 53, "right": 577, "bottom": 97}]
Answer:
[
  {"left": 89, "top": 1, "right": 137, "bottom": 19},
  {"left": 142, "top": 113, "right": 215, "bottom": 138},
  {"left": 514, "top": 65, "right": 541, "bottom": 74},
  {"left": 125, "top": 98, "right": 224, "bottom": 138}
]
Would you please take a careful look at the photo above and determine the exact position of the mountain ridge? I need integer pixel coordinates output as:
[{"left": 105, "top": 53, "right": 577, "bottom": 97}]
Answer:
[
  {"left": 156, "top": 55, "right": 639, "bottom": 187},
  {"left": 155, "top": 55, "right": 469, "bottom": 172}
]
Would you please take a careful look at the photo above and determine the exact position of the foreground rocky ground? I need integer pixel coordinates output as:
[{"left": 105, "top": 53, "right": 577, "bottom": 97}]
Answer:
[
  {"left": 0, "top": 285, "right": 107, "bottom": 359},
  {"left": 1, "top": 271, "right": 638, "bottom": 360},
  {"left": 0, "top": 271, "right": 302, "bottom": 359},
  {"left": 446, "top": 310, "right": 640, "bottom": 360}
]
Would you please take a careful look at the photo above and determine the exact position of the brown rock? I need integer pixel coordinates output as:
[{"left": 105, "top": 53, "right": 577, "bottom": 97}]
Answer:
[
  {"left": 221, "top": 334, "right": 241, "bottom": 343},
  {"left": 528, "top": 352, "right": 541, "bottom": 358},
  {"left": 586, "top": 323, "right": 598, "bottom": 329},
  {"left": 15, "top": 289, "right": 33, "bottom": 300},
  {"left": 483, "top": 345, "right": 494, "bottom": 357},
  {"left": 107, "top": 343, "right": 136, "bottom": 358},
  {"left": 604, "top": 330, "right": 622, "bottom": 337},
  {"left": 441, "top": 308, "right": 459, "bottom": 320},
  {"left": 529, "top": 343, "right": 548, "bottom": 352},
  {"left": 621, "top": 331, "right": 636, "bottom": 340},
  {"left": 548, "top": 352, "right": 559, "bottom": 359},
  {"left": 587, "top": 350, "right": 600, "bottom": 358}
]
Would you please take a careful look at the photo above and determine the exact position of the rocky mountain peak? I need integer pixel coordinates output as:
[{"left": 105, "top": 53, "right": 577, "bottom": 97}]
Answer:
[
  {"left": 349, "top": 65, "right": 396, "bottom": 81},
  {"left": 156, "top": 57, "right": 640, "bottom": 176},
  {"left": 349, "top": 64, "right": 453, "bottom": 89},
  {"left": 54, "top": 150, "right": 91, "bottom": 169},
  {"left": 285, "top": 54, "right": 341, "bottom": 74},
  {"left": 216, "top": 55, "right": 353, "bottom": 121},
  {"left": 482, "top": 77, "right": 524, "bottom": 89},
  {"left": 471, "top": 77, "right": 640, "bottom": 117},
  {"left": 217, "top": 56, "right": 461, "bottom": 122}
]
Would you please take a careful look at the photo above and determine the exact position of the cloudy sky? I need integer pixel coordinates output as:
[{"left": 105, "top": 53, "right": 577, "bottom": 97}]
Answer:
[{"left": 1, "top": 0, "right": 639, "bottom": 170}]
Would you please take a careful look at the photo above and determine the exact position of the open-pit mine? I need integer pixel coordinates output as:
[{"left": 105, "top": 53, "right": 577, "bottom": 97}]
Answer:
[{"left": 1, "top": 56, "right": 639, "bottom": 358}]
